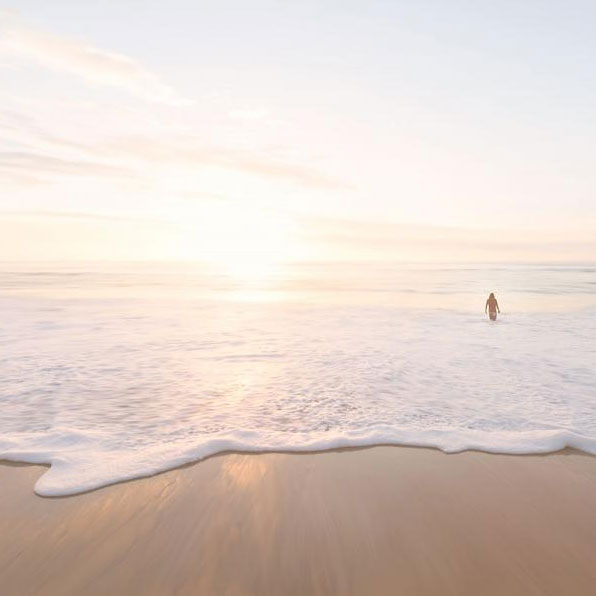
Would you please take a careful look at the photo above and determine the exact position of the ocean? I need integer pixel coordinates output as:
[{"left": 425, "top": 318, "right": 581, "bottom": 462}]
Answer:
[{"left": 1, "top": 261, "right": 595, "bottom": 496}]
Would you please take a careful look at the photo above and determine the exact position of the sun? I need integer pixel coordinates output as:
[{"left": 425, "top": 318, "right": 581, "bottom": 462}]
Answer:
[
  {"left": 196, "top": 205, "right": 296, "bottom": 283},
  {"left": 208, "top": 247, "right": 282, "bottom": 282}
]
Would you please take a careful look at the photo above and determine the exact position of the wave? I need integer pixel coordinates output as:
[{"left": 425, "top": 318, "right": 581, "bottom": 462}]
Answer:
[{"left": 3, "top": 426, "right": 596, "bottom": 496}]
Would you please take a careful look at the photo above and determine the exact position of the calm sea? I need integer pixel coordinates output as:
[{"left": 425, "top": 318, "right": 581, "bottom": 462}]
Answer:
[{"left": 1, "top": 262, "right": 595, "bottom": 495}]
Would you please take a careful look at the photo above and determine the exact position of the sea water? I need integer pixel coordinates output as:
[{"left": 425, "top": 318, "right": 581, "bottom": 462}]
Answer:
[{"left": 1, "top": 262, "right": 595, "bottom": 496}]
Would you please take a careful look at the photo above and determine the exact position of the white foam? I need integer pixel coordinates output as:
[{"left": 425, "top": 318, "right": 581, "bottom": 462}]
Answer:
[{"left": 3, "top": 427, "right": 596, "bottom": 496}]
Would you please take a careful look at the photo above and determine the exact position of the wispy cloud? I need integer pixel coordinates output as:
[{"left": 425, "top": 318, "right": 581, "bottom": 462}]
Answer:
[
  {"left": 0, "top": 209, "right": 169, "bottom": 226},
  {"left": 0, "top": 150, "right": 133, "bottom": 180},
  {"left": 298, "top": 216, "right": 596, "bottom": 262},
  {"left": 0, "top": 107, "right": 94, "bottom": 154},
  {"left": 1, "top": 98, "right": 347, "bottom": 191},
  {"left": 0, "top": 170, "right": 45, "bottom": 187},
  {"left": 0, "top": 108, "right": 139, "bottom": 187},
  {"left": 1, "top": 22, "right": 191, "bottom": 106},
  {"left": 106, "top": 135, "right": 350, "bottom": 190}
]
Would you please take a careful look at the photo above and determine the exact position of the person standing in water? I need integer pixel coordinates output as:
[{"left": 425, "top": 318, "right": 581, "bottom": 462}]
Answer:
[{"left": 485, "top": 292, "right": 500, "bottom": 321}]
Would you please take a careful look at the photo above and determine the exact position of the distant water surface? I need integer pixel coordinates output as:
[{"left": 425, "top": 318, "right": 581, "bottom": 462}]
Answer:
[{"left": 1, "top": 262, "right": 595, "bottom": 495}]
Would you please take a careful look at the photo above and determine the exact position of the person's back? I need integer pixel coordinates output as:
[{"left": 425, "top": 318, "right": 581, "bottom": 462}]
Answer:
[{"left": 485, "top": 292, "right": 500, "bottom": 321}]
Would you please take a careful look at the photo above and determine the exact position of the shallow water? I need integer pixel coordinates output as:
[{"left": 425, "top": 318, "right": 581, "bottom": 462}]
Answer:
[{"left": 1, "top": 262, "right": 595, "bottom": 495}]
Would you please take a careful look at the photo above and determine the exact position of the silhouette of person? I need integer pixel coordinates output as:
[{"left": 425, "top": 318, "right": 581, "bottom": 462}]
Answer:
[{"left": 485, "top": 292, "right": 500, "bottom": 321}]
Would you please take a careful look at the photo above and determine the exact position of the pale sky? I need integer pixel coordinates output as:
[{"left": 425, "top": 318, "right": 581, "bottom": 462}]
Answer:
[{"left": 1, "top": 1, "right": 595, "bottom": 263}]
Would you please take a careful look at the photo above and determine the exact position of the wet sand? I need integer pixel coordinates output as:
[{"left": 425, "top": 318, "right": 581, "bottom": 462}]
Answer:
[{"left": 2, "top": 447, "right": 596, "bottom": 596}]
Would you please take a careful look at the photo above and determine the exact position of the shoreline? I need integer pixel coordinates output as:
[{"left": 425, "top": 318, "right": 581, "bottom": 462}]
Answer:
[
  {"left": 0, "top": 443, "right": 591, "bottom": 499},
  {"left": 3, "top": 446, "right": 596, "bottom": 595},
  {"left": 5, "top": 435, "right": 596, "bottom": 498}
]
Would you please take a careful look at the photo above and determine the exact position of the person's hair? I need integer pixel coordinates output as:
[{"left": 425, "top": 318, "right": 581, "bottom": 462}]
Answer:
[{"left": 489, "top": 292, "right": 495, "bottom": 298}]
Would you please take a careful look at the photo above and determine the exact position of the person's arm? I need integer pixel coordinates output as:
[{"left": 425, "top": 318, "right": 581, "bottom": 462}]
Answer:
[
  {"left": 485, "top": 300, "right": 488, "bottom": 313},
  {"left": 496, "top": 300, "right": 500, "bottom": 313}
]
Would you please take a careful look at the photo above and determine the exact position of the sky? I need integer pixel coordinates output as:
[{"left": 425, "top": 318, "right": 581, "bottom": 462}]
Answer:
[{"left": 1, "top": 0, "right": 595, "bottom": 264}]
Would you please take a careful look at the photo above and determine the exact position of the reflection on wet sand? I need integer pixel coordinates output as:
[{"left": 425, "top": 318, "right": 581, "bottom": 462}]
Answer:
[{"left": 3, "top": 447, "right": 596, "bottom": 595}]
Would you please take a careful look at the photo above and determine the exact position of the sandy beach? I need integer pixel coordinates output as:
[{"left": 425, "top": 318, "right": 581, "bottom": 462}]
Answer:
[{"left": 2, "top": 447, "right": 596, "bottom": 596}]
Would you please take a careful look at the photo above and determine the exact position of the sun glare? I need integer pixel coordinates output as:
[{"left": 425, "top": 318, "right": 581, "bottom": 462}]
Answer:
[{"left": 196, "top": 206, "right": 296, "bottom": 283}]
